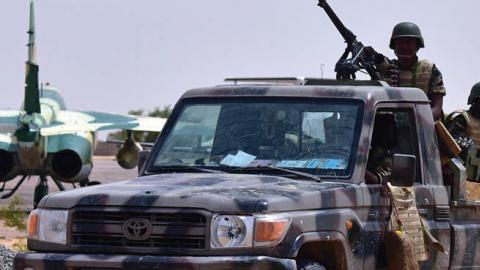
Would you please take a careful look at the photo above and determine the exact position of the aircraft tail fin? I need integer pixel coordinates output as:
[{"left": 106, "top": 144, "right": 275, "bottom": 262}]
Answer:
[{"left": 24, "top": 0, "right": 40, "bottom": 114}]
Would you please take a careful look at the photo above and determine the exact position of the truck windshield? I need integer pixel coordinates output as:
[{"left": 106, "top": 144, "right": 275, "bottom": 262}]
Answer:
[{"left": 151, "top": 99, "right": 362, "bottom": 178}]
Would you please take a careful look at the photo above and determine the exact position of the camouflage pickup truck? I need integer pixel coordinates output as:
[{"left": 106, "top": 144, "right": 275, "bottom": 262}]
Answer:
[{"left": 14, "top": 79, "right": 480, "bottom": 269}]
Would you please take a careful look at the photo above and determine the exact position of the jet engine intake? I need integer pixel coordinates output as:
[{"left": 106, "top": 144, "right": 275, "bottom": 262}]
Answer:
[
  {"left": 0, "top": 150, "right": 15, "bottom": 179},
  {"left": 116, "top": 138, "right": 143, "bottom": 169},
  {"left": 51, "top": 149, "right": 92, "bottom": 182}
]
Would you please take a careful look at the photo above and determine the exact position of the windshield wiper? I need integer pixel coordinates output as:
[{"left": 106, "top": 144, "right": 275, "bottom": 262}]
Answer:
[
  {"left": 229, "top": 166, "right": 321, "bottom": 182},
  {"left": 149, "top": 166, "right": 225, "bottom": 174}
]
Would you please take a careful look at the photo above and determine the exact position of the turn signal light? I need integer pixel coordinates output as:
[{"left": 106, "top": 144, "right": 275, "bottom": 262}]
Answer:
[
  {"left": 346, "top": 220, "right": 353, "bottom": 231},
  {"left": 255, "top": 219, "right": 289, "bottom": 242},
  {"left": 27, "top": 210, "right": 39, "bottom": 239}
]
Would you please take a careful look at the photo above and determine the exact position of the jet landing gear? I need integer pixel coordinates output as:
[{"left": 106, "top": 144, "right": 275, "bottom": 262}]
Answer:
[
  {"left": 0, "top": 175, "right": 58, "bottom": 209},
  {"left": 33, "top": 176, "right": 48, "bottom": 209},
  {"left": 33, "top": 175, "right": 66, "bottom": 209},
  {"left": 1, "top": 175, "right": 100, "bottom": 208},
  {"left": 0, "top": 175, "right": 28, "bottom": 199},
  {"left": 79, "top": 179, "right": 101, "bottom": 187}
]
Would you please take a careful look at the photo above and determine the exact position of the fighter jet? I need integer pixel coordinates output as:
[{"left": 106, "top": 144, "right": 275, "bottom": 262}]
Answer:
[{"left": 0, "top": 0, "right": 166, "bottom": 207}]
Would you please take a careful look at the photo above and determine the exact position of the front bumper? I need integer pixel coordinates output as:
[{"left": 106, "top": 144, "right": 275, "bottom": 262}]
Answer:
[{"left": 14, "top": 253, "right": 297, "bottom": 270}]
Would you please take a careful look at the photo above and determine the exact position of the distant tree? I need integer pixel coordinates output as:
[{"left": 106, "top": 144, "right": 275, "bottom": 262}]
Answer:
[
  {"left": 149, "top": 105, "right": 172, "bottom": 118},
  {"left": 106, "top": 106, "right": 171, "bottom": 143},
  {"left": 106, "top": 130, "right": 125, "bottom": 142},
  {"left": 128, "top": 109, "right": 144, "bottom": 116}
]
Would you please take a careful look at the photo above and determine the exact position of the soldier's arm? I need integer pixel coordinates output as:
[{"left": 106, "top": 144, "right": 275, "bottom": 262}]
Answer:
[
  {"left": 374, "top": 54, "right": 393, "bottom": 72},
  {"left": 431, "top": 94, "right": 444, "bottom": 121},
  {"left": 365, "top": 169, "right": 380, "bottom": 184},
  {"left": 429, "top": 65, "right": 446, "bottom": 120},
  {"left": 366, "top": 158, "right": 392, "bottom": 184}
]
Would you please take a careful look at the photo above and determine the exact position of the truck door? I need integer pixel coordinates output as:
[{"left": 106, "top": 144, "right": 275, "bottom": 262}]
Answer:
[
  {"left": 363, "top": 105, "right": 425, "bottom": 269},
  {"left": 363, "top": 105, "right": 449, "bottom": 269}
]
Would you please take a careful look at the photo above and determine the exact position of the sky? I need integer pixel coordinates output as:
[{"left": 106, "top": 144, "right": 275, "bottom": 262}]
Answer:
[{"left": 0, "top": 0, "right": 478, "bottom": 115}]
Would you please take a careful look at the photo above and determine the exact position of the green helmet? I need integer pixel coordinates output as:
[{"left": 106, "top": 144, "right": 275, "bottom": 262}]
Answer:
[
  {"left": 389, "top": 22, "right": 425, "bottom": 49},
  {"left": 468, "top": 82, "right": 480, "bottom": 104}
]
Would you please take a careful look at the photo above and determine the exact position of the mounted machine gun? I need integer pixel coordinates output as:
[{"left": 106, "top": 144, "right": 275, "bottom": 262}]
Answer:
[{"left": 316, "top": 0, "right": 382, "bottom": 80}]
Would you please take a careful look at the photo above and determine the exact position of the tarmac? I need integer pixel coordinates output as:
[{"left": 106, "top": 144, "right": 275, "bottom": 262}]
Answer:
[
  {"left": 0, "top": 157, "right": 139, "bottom": 249},
  {"left": 0, "top": 157, "right": 138, "bottom": 210}
]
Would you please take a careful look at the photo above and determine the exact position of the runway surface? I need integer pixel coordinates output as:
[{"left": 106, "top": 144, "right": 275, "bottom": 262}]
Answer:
[{"left": 0, "top": 157, "right": 138, "bottom": 210}]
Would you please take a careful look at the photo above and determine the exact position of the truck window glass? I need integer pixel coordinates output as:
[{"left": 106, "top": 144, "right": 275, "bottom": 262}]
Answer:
[
  {"left": 367, "top": 108, "right": 421, "bottom": 183},
  {"left": 152, "top": 99, "right": 362, "bottom": 178}
]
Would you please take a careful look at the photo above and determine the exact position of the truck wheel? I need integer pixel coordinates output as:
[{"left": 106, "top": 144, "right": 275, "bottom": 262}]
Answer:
[{"left": 296, "top": 259, "right": 327, "bottom": 270}]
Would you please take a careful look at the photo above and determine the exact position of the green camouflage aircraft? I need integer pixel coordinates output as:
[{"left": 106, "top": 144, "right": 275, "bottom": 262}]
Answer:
[{"left": 0, "top": 0, "right": 166, "bottom": 207}]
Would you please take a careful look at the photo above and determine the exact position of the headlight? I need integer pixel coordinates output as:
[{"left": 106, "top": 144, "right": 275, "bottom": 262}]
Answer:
[
  {"left": 210, "top": 215, "right": 254, "bottom": 248},
  {"left": 28, "top": 209, "right": 68, "bottom": 245},
  {"left": 210, "top": 214, "right": 291, "bottom": 249}
]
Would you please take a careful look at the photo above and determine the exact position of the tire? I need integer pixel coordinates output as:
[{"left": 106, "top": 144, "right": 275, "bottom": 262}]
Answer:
[{"left": 296, "top": 259, "right": 327, "bottom": 270}]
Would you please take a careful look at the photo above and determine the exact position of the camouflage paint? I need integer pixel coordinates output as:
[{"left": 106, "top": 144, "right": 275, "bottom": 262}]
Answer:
[{"left": 15, "top": 83, "right": 480, "bottom": 269}]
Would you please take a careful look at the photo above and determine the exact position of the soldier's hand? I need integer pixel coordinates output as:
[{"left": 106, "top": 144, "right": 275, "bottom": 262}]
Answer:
[
  {"left": 364, "top": 46, "right": 387, "bottom": 65},
  {"left": 387, "top": 69, "right": 399, "bottom": 87},
  {"left": 456, "top": 137, "right": 474, "bottom": 150}
]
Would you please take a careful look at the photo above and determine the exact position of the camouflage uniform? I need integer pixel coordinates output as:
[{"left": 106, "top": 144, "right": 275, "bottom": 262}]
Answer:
[
  {"left": 376, "top": 57, "right": 447, "bottom": 99},
  {"left": 447, "top": 83, "right": 480, "bottom": 199},
  {"left": 447, "top": 109, "right": 480, "bottom": 195}
]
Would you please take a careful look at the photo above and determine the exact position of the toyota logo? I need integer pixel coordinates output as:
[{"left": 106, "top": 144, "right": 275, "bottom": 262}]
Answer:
[{"left": 122, "top": 218, "right": 152, "bottom": 241}]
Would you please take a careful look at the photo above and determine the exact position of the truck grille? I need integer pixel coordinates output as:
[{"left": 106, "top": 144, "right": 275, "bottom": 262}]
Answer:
[{"left": 71, "top": 208, "right": 208, "bottom": 250}]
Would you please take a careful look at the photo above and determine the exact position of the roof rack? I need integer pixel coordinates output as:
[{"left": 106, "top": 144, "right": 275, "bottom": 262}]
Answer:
[
  {"left": 224, "top": 77, "right": 387, "bottom": 87},
  {"left": 225, "top": 77, "right": 306, "bottom": 85}
]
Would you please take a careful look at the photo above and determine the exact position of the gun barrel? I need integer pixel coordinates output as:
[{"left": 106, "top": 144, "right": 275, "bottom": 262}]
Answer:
[
  {"left": 27, "top": 0, "right": 36, "bottom": 64},
  {"left": 317, "top": 0, "right": 356, "bottom": 44}
]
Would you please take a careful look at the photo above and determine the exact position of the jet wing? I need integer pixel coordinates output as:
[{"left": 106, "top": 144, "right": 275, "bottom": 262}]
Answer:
[
  {"left": 39, "top": 111, "right": 166, "bottom": 136},
  {"left": 0, "top": 110, "right": 21, "bottom": 132}
]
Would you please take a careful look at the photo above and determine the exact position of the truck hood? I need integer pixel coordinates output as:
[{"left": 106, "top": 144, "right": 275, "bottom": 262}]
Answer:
[{"left": 40, "top": 173, "right": 363, "bottom": 213}]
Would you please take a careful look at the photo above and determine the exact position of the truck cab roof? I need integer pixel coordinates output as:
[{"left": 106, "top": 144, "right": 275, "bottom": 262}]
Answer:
[{"left": 180, "top": 78, "right": 430, "bottom": 104}]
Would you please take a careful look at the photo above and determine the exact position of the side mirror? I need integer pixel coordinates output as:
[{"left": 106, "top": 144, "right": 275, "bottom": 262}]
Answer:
[
  {"left": 449, "top": 157, "right": 467, "bottom": 201},
  {"left": 391, "top": 154, "right": 416, "bottom": 187},
  {"left": 138, "top": 150, "right": 150, "bottom": 175}
]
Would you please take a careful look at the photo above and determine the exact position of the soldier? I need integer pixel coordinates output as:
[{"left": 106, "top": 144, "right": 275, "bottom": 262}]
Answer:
[
  {"left": 447, "top": 82, "right": 480, "bottom": 200},
  {"left": 375, "top": 22, "right": 446, "bottom": 121}
]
